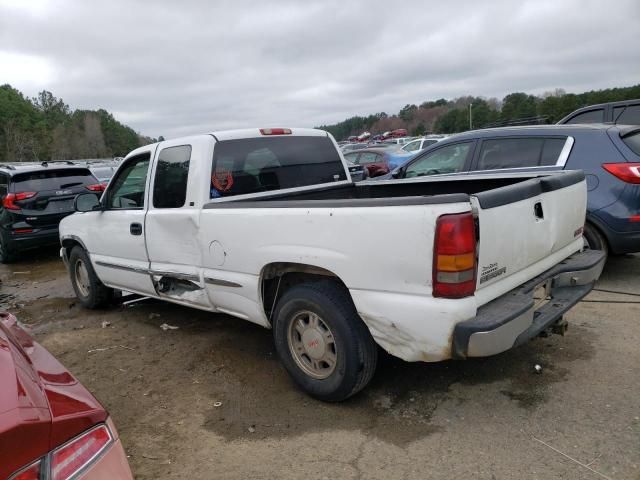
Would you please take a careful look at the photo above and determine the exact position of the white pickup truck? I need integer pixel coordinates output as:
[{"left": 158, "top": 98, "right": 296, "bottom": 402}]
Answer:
[{"left": 60, "top": 128, "right": 605, "bottom": 401}]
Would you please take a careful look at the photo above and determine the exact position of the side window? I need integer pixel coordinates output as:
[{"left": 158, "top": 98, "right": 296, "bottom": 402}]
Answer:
[
  {"left": 358, "top": 152, "right": 380, "bottom": 164},
  {"left": 402, "top": 140, "right": 421, "bottom": 152},
  {"left": 477, "top": 138, "right": 544, "bottom": 170},
  {"left": 613, "top": 106, "right": 626, "bottom": 122},
  {"left": 620, "top": 131, "right": 640, "bottom": 156},
  {"left": 616, "top": 105, "right": 640, "bottom": 125},
  {"left": 566, "top": 109, "right": 604, "bottom": 124},
  {"left": 540, "top": 138, "right": 567, "bottom": 165},
  {"left": 344, "top": 152, "right": 360, "bottom": 163},
  {"left": 0, "top": 174, "right": 8, "bottom": 197},
  {"left": 153, "top": 145, "right": 191, "bottom": 209},
  {"left": 107, "top": 154, "right": 150, "bottom": 209},
  {"left": 405, "top": 143, "right": 471, "bottom": 178}
]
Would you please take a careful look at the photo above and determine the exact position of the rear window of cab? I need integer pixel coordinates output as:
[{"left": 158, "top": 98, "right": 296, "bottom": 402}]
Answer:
[{"left": 210, "top": 136, "right": 346, "bottom": 198}]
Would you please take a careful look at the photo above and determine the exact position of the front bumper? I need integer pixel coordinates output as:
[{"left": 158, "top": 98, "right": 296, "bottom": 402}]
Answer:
[{"left": 452, "top": 249, "right": 606, "bottom": 359}]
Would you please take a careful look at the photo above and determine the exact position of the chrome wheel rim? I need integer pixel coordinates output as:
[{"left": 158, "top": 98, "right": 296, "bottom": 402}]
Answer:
[
  {"left": 287, "top": 310, "right": 337, "bottom": 380},
  {"left": 74, "top": 259, "right": 91, "bottom": 297}
]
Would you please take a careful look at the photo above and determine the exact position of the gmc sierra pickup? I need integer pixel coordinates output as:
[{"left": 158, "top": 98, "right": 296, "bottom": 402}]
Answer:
[{"left": 59, "top": 128, "right": 605, "bottom": 401}]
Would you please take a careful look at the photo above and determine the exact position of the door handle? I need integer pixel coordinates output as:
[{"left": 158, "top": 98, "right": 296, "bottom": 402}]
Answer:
[{"left": 130, "top": 222, "right": 143, "bottom": 236}]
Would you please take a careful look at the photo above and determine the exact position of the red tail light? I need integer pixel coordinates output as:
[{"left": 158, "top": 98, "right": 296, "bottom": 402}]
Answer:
[
  {"left": 85, "top": 183, "right": 106, "bottom": 192},
  {"left": 3, "top": 192, "right": 36, "bottom": 210},
  {"left": 602, "top": 162, "right": 640, "bottom": 184},
  {"left": 260, "top": 128, "right": 292, "bottom": 135},
  {"left": 433, "top": 212, "right": 477, "bottom": 298},
  {"left": 9, "top": 460, "right": 42, "bottom": 480},
  {"left": 51, "top": 424, "right": 112, "bottom": 480}
]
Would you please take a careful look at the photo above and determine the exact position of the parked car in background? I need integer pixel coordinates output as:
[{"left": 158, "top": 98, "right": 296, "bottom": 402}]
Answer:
[
  {"left": 343, "top": 147, "right": 392, "bottom": 177},
  {"left": 400, "top": 136, "right": 446, "bottom": 154},
  {"left": 0, "top": 162, "right": 104, "bottom": 263},
  {"left": 357, "top": 131, "right": 371, "bottom": 142},
  {"left": 380, "top": 124, "right": 640, "bottom": 255},
  {"left": 390, "top": 128, "right": 407, "bottom": 138},
  {"left": 0, "top": 311, "right": 133, "bottom": 479},
  {"left": 88, "top": 163, "right": 118, "bottom": 184},
  {"left": 341, "top": 143, "right": 370, "bottom": 153},
  {"left": 558, "top": 99, "right": 640, "bottom": 125},
  {"left": 383, "top": 136, "right": 413, "bottom": 146}
]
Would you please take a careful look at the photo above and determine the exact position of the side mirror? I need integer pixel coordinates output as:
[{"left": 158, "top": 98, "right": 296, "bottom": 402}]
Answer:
[
  {"left": 74, "top": 193, "right": 102, "bottom": 212},
  {"left": 391, "top": 169, "right": 402, "bottom": 179}
]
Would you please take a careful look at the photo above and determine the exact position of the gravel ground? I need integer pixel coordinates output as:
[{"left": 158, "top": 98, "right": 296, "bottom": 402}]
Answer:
[{"left": 1, "top": 248, "right": 639, "bottom": 480}]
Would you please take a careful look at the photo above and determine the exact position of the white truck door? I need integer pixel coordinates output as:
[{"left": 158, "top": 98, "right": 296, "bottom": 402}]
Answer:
[
  {"left": 144, "top": 136, "right": 213, "bottom": 309},
  {"left": 89, "top": 151, "right": 156, "bottom": 295}
]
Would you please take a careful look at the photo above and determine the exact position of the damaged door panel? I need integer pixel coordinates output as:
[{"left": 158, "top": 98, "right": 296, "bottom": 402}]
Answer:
[{"left": 144, "top": 137, "right": 214, "bottom": 309}]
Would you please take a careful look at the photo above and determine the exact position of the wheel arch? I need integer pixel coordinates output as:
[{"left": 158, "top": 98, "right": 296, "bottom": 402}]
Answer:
[
  {"left": 259, "top": 262, "right": 351, "bottom": 326},
  {"left": 60, "top": 235, "right": 89, "bottom": 258},
  {"left": 584, "top": 214, "right": 611, "bottom": 252}
]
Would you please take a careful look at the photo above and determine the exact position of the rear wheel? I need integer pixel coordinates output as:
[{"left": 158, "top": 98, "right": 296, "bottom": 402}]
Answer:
[
  {"left": 272, "top": 280, "right": 377, "bottom": 402},
  {"left": 69, "top": 246, "right": 113, "bottom": 309},
  {"left": 0, "top": 232, "right": 17, "bottom": 264},
  {"left": 583, "top": 223, "right": 608, "bottom": 256}
]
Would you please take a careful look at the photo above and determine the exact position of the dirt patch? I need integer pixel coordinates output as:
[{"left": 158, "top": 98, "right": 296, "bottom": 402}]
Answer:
[{"left": 1, "top": 251, "right": 639, "bottom": 479}]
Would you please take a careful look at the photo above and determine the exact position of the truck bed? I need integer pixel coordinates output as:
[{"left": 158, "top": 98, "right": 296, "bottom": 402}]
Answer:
[{"left": 203, "top": 170, "right": 584, "bottom": 209}]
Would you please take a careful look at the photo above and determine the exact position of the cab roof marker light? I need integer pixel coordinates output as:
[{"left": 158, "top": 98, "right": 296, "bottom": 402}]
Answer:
[{"left": 260, "top": 128, "right": 292, "bottom": 135}]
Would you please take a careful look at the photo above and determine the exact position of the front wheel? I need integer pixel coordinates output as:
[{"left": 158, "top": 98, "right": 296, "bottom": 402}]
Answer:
[
  {"left": 272, "top": 281, "right": 378, "bottom": 402},
  {"left": 68, "top": 246, "right": 114, "bottom": 309}
]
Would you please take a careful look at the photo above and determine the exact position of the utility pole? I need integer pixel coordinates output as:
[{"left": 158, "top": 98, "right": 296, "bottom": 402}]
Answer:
[{"left": 469, "top": 103, "right": 473, "bottom": 130}]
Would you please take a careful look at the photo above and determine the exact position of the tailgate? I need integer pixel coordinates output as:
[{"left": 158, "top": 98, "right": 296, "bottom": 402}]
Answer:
[{"left": 471, "top": 171, "right": 587, "bottom": 304}]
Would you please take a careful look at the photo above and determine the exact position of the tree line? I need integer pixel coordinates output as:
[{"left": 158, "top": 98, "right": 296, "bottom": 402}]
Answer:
[
  {"left": 318, "top": 84, "right": 640, "bottom": 140},
  {"left": 0, "top": 84, "right": 155, "bottom": 162}
]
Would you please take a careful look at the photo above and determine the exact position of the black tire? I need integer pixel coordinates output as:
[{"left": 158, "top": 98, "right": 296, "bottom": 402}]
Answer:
[
  {"left": 68, "top": 246, "right": 113, "bottom": 309},
  {"left": 583, "top": 223, "right": 608, "bottom": 256},
  {"left": 272, "top": 280, "right": 378, "bottom": 402},
  {"left": 0, "top": 232, "right": 17, "bottom": 264}
]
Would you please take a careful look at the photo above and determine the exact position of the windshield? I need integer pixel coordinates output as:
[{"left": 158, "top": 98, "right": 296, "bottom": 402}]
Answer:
[{"left": 90, "top": 166, "right": 117, "bottom": 182}]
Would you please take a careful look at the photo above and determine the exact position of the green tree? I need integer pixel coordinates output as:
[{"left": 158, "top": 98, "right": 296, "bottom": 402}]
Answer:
[
  {"left": 501, "top": 92, "right": 539, "bottom": 121},
  {"left": 399, "top": 104, "right": 418, "bottom": 122}
]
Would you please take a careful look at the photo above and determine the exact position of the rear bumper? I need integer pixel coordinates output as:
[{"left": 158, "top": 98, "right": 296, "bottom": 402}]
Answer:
[
  {"left": 452, "top": 249, "right": 606, "bottom": 359},
  {"left": 4, "top": 227, "right": 60, "bottom": 252},
  {"left": 606, "top": 229, "right": 640, "bottom": 254}
]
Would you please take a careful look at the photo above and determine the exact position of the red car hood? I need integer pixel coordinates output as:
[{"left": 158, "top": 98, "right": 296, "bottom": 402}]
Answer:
[{"left": 0, "top": 312, "right": 107, "bottom": 479}]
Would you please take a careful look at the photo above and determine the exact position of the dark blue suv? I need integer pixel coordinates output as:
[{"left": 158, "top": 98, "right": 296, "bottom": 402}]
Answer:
[{"left": 379, "top": 124, "right": 640, "bottom": 255}]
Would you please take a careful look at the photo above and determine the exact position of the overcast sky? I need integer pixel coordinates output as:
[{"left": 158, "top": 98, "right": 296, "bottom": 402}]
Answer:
[{"left": 1, "top": 0, "right": 639, "bottom": 139}]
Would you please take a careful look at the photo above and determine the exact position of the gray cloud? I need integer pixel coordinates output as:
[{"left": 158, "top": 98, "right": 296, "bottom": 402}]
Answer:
[{"left": 1, "top": 0, "right": 638, "bottom": 139}]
